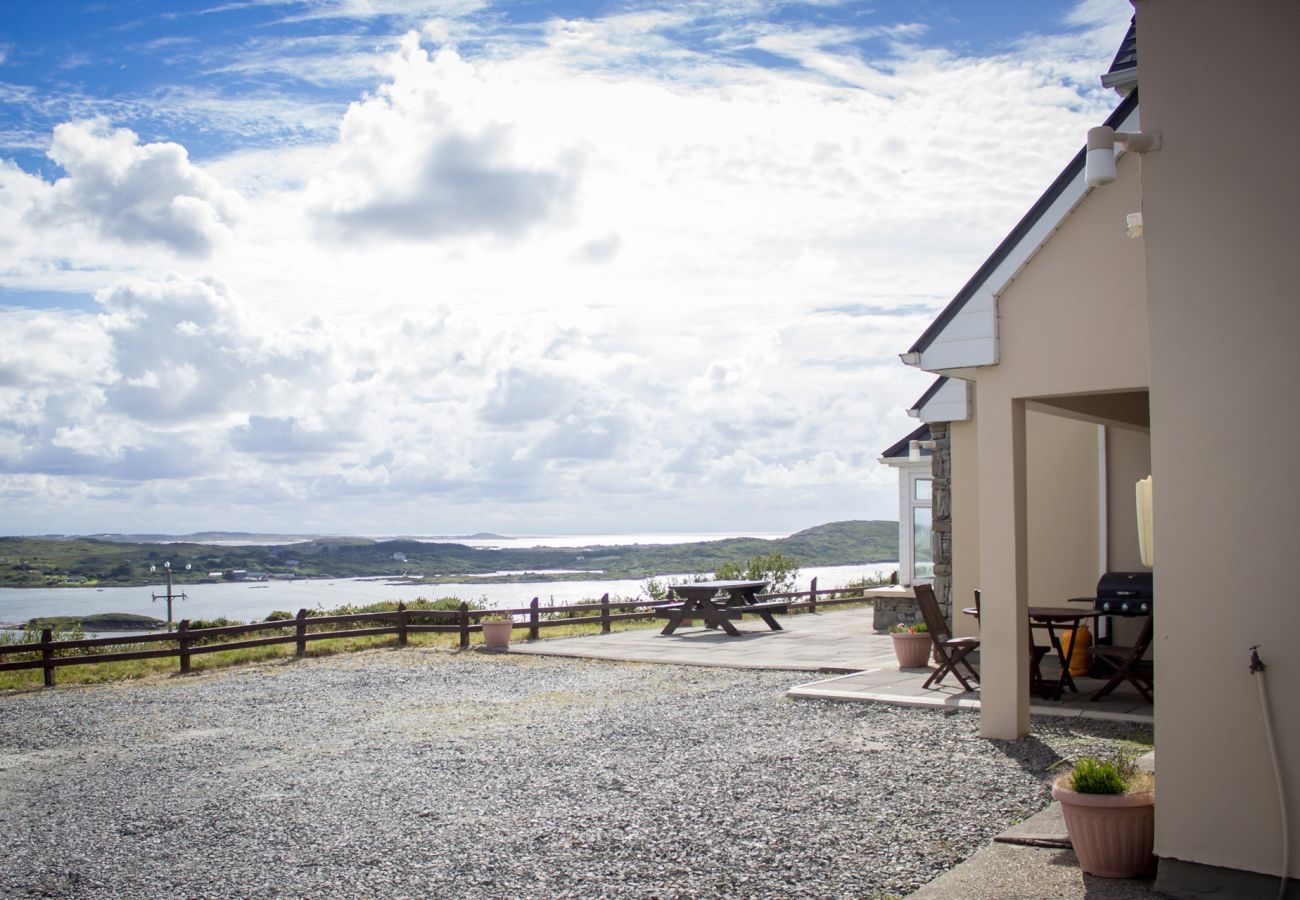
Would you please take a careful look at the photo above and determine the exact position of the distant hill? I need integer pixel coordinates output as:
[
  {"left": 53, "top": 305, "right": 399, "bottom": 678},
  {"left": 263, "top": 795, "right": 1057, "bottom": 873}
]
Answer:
[
  {"left": 0, "top": 520, "right": 898, "bottom": 588},
  {"left": 80, "top": 532, "right": 322, "bottom": 544}
]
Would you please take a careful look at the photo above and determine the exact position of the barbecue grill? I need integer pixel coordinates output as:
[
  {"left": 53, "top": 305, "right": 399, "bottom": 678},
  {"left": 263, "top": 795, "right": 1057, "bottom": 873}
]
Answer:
[{"left": 1094, "top": 571, "right": 1153, "bottom": 616}]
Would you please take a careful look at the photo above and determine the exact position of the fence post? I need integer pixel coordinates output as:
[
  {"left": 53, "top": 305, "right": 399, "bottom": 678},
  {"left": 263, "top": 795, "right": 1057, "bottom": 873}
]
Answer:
[
  {"left": 40, "top": 628, "right": 54, "bottom": 688},
  {"left": 529, "top": 598, "right": 540, "bottom": 641},
  {"left": 178, "top": 620, "right": 192, "bottom": 674},
  {"left": 458, "top": 602, "right": 470, "bottom": 650},
  {"left": 600, "top": 593, "right": 611, "bottom": 634},
  {"left": 809, "top": 577, "right": 818, "bottom": 614},
  {"left": 396, "top": 602, "right": 408, "bottom": 648},
  {"left": 296, "top": 609, "right": 308, "bottom": 657}
]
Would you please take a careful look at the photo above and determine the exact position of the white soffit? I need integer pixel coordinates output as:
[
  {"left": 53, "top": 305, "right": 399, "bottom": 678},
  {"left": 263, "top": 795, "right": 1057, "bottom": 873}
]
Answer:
[
  {"left": 916, "top": 377, "right": 971, "bottom": 423},
  {"left": 914, "top": 106, "right": 1140, "bottom": 374}
]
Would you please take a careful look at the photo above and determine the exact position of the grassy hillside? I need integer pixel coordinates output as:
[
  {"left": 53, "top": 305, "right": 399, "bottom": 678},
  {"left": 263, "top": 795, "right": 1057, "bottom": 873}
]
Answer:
[{"left": 0, "top": 520, "right": 898, "bottom": 588}]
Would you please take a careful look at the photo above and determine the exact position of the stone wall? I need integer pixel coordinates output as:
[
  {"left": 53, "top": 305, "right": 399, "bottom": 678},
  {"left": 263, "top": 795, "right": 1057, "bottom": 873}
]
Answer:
[
  {"left": 871, "top": 595, "right": 921, "bottom": 632},
  {"left": 930, "top": 422, "right": 953, "bottom": 625}
]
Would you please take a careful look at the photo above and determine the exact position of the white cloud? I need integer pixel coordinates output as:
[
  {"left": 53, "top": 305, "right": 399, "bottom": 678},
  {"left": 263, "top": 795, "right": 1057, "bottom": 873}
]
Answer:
[
  {"left": 310, "top": 39, "right": 582, "bottom": 243},
  {"left": 17, "top": 120, "right": 243, "bottom": 258},
  {"left": 0, "top": 2, "right": 1136, "bottom": 533}
]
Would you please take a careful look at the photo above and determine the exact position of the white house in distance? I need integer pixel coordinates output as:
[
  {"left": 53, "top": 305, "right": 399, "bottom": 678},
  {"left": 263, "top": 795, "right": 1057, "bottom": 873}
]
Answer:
[
  {"left": 876, "top": 422, "right": 932, "bottom": 588},
  {"left": 890, "top": 4, "right": 1300, "bottom": 895}
]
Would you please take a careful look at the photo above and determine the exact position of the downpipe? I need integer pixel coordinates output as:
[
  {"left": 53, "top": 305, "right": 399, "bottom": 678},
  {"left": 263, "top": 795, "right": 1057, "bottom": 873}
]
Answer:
[{"left": 1250, "top": 645, "right": 1291, "bottom": 900}]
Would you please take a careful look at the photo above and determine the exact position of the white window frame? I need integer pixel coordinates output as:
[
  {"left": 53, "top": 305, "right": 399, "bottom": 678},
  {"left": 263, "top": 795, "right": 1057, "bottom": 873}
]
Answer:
[{"left": 891, "top": 459, "right": 934, "bottom": 586}]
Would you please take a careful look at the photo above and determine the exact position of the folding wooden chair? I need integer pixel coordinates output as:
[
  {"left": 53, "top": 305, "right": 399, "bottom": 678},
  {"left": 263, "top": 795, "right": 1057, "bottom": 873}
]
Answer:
[
  {"left": 1090, "top": 615, "right": 1154, "bottom": 703},
  {"left": 914, "top": 584, "right": 980, "bottom": 691}
]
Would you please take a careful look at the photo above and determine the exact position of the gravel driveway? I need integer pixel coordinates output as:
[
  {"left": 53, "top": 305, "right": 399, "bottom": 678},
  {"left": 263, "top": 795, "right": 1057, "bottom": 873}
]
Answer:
[{"left": 0, "top": 648, "right": 1150, "bottom": 899}]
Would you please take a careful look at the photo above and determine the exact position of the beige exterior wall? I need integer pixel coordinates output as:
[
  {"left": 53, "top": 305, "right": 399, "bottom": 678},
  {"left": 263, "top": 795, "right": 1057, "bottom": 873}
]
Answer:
[
  {"left": 1105, "top": 426, "right": 1150, "bottom": 572},
  {"left": 1105, "top": 426, "right": 1151, "bottom": 649},
  {"left": 1137, "top": 0, "right": 1300, "bottom": 879},
  {"left": 954, "top": 145, "right": 1149, "bottom": 738},
  {"left": 1026, "top": 412, "right": 1101, "bottom": 604}
]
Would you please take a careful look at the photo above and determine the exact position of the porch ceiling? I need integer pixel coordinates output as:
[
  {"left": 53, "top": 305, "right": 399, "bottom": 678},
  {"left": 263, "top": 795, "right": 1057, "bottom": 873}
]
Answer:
[{"left": 1026, "top": 390, "right": 1149, "bottom": 430}]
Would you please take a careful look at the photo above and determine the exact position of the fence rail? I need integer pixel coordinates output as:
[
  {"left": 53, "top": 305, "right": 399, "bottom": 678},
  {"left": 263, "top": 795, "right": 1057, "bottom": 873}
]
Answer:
[{"left": 0, "top": 577, "right": 878, "bottom": 687}]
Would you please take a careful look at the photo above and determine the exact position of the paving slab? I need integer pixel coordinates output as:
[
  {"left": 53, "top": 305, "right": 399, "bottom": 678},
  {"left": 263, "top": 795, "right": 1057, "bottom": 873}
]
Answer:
[
  {"left": 907, "top": 801, "right": 1165, "bottom": 899},
  {"left": 511, "top": 607, "right": 891, "bottom": 671}
]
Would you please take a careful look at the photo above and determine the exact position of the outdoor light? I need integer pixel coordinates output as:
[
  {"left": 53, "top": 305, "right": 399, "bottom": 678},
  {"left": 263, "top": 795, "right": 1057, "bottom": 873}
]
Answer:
[
  {"left": 908, "top": 439, "right": 937, "bottom": 462},
  {"left": 1084, "top": 125, "right": 1161, "bottom": 188},
  {"left": 1126, "top": 212, "right": 1144, "bottom": 238}
]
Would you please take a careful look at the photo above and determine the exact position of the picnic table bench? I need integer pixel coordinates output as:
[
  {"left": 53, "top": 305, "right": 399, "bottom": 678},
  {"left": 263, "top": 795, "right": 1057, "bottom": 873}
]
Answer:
[{"left": 656, "top": 580, "right": 786, "bottom": 636}]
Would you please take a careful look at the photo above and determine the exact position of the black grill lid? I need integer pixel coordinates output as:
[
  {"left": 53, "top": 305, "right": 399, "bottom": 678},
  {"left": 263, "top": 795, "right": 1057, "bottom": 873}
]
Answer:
[
  {"left": 1095, "top": 571, "right": 1153, "bottom": 616},
  {"left": 1097, "top": 571, "right": 1153, "bottom": 599}
]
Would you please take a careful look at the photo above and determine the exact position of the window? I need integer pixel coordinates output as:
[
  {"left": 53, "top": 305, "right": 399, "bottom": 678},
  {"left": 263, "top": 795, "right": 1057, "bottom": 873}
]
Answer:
[
  {"left": 910, "top": 476, "right": 933, "bottom": 583},
  {"left": 913, "top": 506, "right": 934, "bottom": 581},
  {"left": 890, "top": 462, "right": 935, "bottom": 586}
]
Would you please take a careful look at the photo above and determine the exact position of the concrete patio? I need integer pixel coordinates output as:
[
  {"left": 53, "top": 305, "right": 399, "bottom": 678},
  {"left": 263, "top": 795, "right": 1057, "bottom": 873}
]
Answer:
[{"left": 509, "top": 606, "right": 1153, "bottom": 723}]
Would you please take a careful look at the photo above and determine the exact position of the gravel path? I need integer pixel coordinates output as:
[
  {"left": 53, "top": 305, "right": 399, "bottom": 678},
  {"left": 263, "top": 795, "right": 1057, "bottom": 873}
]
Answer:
[{"left": 0, "top": 648, "right": 1151, "bottom": 899}]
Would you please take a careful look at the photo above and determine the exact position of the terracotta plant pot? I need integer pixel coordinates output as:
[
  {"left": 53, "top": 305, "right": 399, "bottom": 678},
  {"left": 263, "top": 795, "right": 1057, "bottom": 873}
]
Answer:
[
  {"left": 481, "top": 619, "right": 513, "bottom": 650},
  {"left": 1052, "top": 784, "right": 1155, "bottom": 878},
  {"left": 891, "top": 632, "right": 932, "bottom": 668}
]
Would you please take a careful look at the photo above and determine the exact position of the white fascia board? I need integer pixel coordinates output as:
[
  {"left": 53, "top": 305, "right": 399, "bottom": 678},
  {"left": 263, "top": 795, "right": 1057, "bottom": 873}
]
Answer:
[
  {"left": 913, "top": 105, "right": 1141, "bottom": 376},
  {"left": 917, "top": 377, "right": 971, "bottom": 423},
  {"left": 878, "top": 455, "right": 932, "bottom": 470}
]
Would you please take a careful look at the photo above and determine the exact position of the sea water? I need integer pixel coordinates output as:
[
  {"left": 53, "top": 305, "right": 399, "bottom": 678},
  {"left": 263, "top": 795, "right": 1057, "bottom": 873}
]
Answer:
[{"left": 0, "top": 562, "right": 897, "bottom": 629}]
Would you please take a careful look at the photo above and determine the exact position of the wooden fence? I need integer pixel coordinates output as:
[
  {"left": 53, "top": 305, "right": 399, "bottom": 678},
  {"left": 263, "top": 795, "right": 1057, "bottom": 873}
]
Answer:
[{"left": 0, "top": 577, "right": 876, "bottom": 687}]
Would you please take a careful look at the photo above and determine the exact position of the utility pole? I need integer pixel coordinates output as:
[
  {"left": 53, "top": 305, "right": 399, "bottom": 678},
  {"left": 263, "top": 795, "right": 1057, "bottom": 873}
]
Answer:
[{"left": 150, "top": 561, "right": 190, "bottom": 630}]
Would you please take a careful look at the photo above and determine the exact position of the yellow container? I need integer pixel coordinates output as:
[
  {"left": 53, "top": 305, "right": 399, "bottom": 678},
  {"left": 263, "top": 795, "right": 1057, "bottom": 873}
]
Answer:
[{"left": 1063, "top": 624, "right": 1093, "bottom": 676}]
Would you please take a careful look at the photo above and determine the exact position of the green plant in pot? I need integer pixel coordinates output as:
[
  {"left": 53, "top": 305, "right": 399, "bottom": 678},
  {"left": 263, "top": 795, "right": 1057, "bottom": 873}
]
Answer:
[
  {"left": 1052, "top": 754, "right": 1155, "bottom": 878},
  {"left": 889, "top": 621, "right": 931, "bottom": 668},
  {"left": 480, "top": 612, "right": 514, "bottom": 650}
]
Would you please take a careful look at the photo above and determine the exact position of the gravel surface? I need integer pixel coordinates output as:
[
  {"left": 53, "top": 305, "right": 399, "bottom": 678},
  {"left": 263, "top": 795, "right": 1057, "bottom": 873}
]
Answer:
[{"left": 0, "top": 648, "right": 1151, "bottom": 899}]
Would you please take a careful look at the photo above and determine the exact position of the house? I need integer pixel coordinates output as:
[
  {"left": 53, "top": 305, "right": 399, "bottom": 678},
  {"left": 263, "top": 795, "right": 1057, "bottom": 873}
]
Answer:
[
  {"left": 877, "top": 422, "right": 933, "bottom": 589},
  {"left": 898, "top": 4, "right": 1299, "bottom": 894}
]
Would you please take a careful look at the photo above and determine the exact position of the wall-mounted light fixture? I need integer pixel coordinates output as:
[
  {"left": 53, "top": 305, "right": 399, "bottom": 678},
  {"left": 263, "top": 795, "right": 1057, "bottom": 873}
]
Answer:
[
  {"left": 1085, "top": 125, "right": 1161, "bottom": 187},
  {"left": 908, "top": 439, "right": 937, "bottom": 462}
]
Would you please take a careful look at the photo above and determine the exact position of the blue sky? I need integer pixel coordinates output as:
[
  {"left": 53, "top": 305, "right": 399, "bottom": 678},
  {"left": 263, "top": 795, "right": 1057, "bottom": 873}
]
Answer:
[{"left": 0, "top": 0, "right": 1132, "bottom": 535}]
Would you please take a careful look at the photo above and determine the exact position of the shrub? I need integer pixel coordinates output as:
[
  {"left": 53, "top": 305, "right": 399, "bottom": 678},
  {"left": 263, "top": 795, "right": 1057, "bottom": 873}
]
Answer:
[
  {"left": 838, "top": 571, "right": 896, "bottom": 590},
  {"left": 713, "top": 553, "right": 801, "bottom": 593},
  {"left": 317, "top": 596, "right": 480, "bottom": 617},
  {"left": 1070, "top": 757, "right": 1127, "bottom": 794},
  {"left": 187, "top": 617, "right": 245, "bottom": 630},
  {"left": 1059, "top": 754, "right": 1152, "bottom": 795},
  {"left": 642, "top": 574, "right": 711, "bottom": 602}
]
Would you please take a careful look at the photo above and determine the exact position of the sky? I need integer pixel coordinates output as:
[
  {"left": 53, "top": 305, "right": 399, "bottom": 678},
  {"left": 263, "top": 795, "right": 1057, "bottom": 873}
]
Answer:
[{"left": 0, "top": 0, "right": 1133, "bottom": 537}]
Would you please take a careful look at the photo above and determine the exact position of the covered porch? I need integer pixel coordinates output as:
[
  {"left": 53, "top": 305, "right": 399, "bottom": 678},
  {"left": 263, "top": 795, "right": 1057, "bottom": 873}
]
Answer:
[{"left": 967, "top": 388, "right": 1152, "bottom": 737}]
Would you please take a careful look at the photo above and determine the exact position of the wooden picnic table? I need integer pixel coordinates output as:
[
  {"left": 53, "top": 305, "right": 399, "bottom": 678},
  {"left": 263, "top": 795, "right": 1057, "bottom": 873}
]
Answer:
[{"left": 657, "top": 580, "right": 786, "bottom": 636}]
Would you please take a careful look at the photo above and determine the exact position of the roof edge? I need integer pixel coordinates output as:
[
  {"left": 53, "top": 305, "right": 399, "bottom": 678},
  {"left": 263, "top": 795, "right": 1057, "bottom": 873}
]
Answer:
[
  {"left": 907, "top": 376, "right": 949, "bottom": 413},
  {"left": 880, "top": 422, "right": 932, "bottom": 460},
  {"left": 907, "top": 89, "right": 1139, "bottom": 355}
]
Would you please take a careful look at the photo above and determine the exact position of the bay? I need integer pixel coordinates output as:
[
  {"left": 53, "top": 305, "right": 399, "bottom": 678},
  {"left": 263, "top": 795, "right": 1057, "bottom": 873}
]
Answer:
[{"left": 0, "top": 562, "right": 897, "bottom": 628}]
